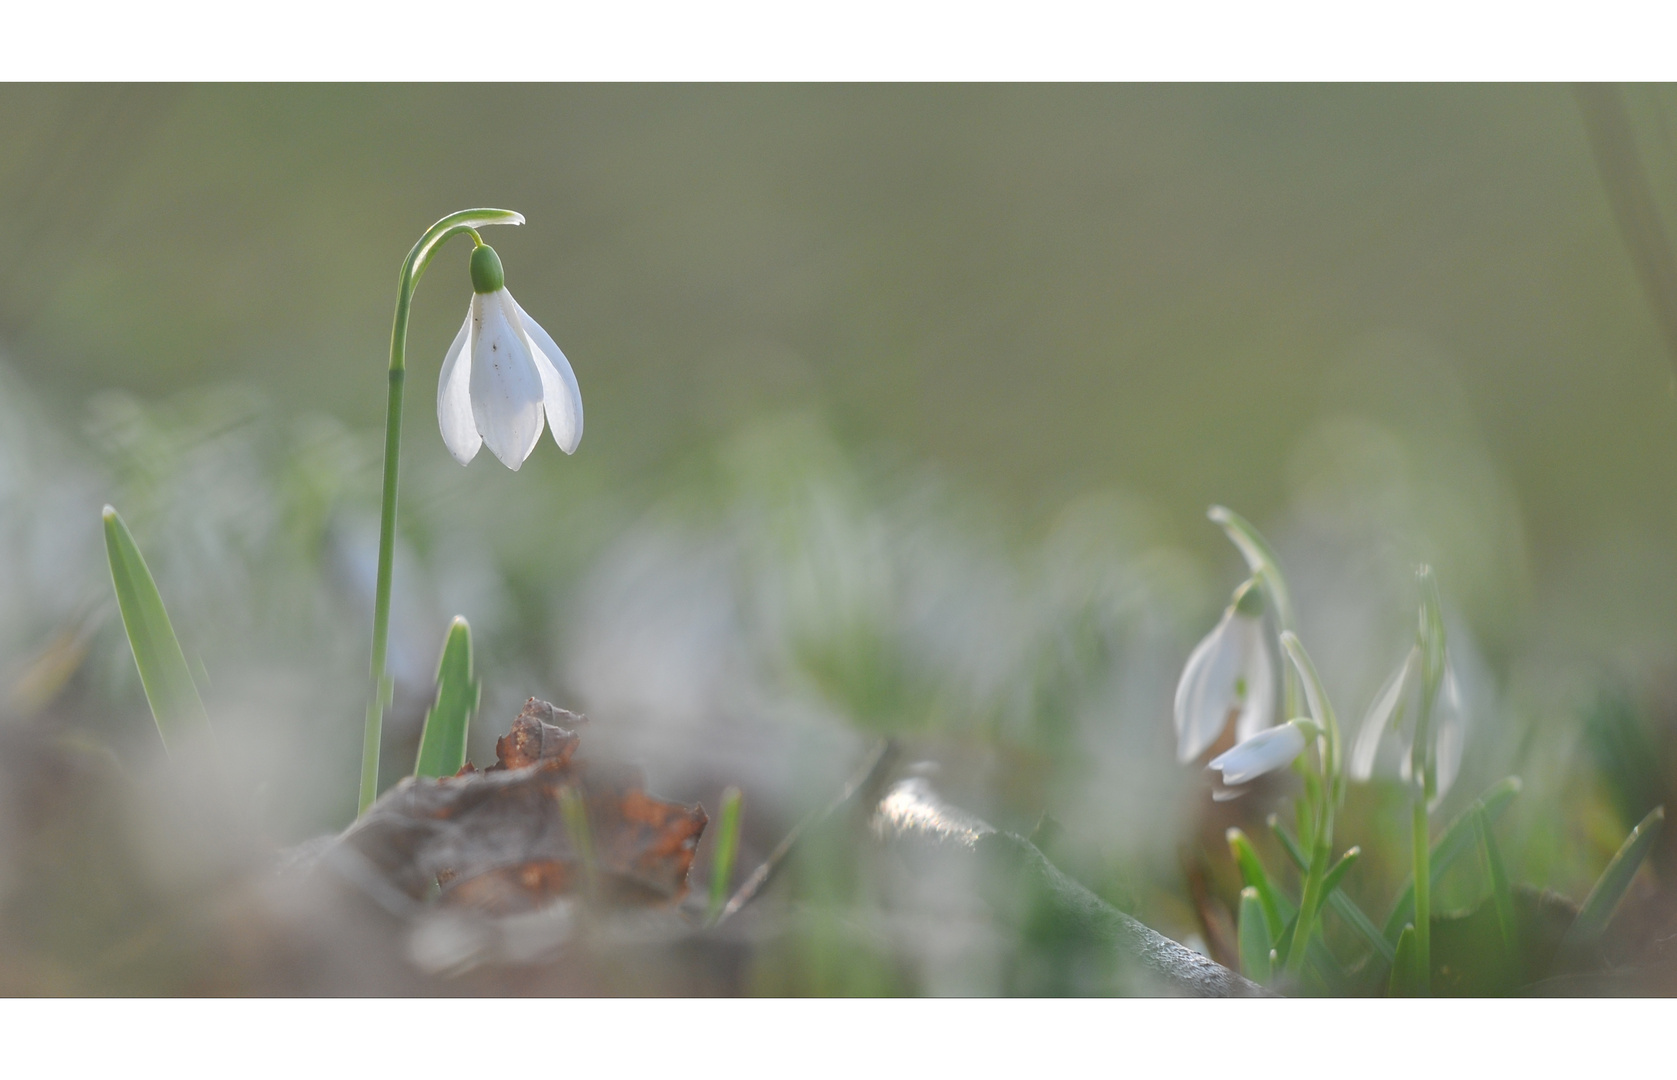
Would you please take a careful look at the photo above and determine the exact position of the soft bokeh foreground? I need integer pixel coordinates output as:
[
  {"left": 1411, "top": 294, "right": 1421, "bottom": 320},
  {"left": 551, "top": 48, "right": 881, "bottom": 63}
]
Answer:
[{"left": 2, "top": 85, "right": 1677, "bottom": 994}]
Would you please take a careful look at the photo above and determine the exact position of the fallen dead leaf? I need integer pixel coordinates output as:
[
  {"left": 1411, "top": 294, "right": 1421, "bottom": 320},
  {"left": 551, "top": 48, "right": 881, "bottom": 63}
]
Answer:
[{"left": 340, "top": 698, "right": 707, "bottom": 915}]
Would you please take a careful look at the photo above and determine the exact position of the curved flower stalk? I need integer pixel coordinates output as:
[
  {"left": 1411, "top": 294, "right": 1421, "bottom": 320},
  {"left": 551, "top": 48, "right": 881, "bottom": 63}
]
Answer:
[
  {"left": 1174, "top": 578, "right": 1275, "bottom": 764},
  {"left": 437, "top": 243, "right": 582, "bottom": 469},
  {"left": 1209, "top": 506, "right": 1300, "bottom": 718}
]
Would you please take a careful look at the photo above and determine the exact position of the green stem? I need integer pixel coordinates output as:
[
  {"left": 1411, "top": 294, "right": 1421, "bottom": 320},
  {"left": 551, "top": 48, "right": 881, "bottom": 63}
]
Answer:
[
  {"left": 1275, "top": 631, "right": 1344, "bottom": 980},
  {"left": 1286, "top": 774, "right": 1334, "bottom": 978},
  {"left": 358, "top": 208, "right": 525, "bottom": 815},
  {"left": 1411, "top": 798, "right": 1430, "bottom": 993},
  {"left": 1409, "top": 568, "right": 1441, "bottom": 992}
]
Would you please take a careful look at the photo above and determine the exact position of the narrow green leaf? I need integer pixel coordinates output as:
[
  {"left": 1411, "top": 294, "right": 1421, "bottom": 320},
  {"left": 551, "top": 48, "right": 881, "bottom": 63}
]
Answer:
[
  {"left": 1270, "top": 815, "right": 1393, "bottom": 964},
  {"left": 1383, "top": 776, "right": 1522, "bottom": 942},
  {"left": 1319, "top": 846, "right": 1361, "bottom": 909},
  {"left": 413, "top": 616, "right": 480, "bottom": 779},
  {"left": 1263, "top": 914, "right": 1347, "bottom": 992},
  {"left": 1270, "top": 814, "right": 1307, "bottom": 868},
  {"left": 1237, "top": 886, "right": 1272, "bottom": 984},
  {"left": 706, "top": 785, "right": 744, "bottom": 924},
  {"left": 102, "top": 506, "right": 210, "bottom": 751},
  {"left": 1229, "top": 828, "right": 1344, "bottom": 986},
  {"left": 1474, "top": 805, "right": 1516, "bottom": 956},
  {"left": 1387, "top": 924, "right": 1420, "bottom": 997},
  {"left": 1228, "top": 827, "right": 1293, "bottom": 940},
  {"left": 1561, "top": 804, "right": 1666, "bottom": 951}
]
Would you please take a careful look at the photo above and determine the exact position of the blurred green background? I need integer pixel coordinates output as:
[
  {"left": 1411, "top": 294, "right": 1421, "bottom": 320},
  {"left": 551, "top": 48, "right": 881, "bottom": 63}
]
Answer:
[
  {"left": 6, "top": 85, "right": 1677, "bottom": 648},
  {"left": 4, "top": 84, "right": 1677, "bottom": 992}
]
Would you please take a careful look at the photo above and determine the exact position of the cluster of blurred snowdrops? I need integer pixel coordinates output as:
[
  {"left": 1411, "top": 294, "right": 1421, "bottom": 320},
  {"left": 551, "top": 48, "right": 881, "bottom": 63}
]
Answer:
[{"left": 0, "top": 363, "right": 1675, "bottom": 994}]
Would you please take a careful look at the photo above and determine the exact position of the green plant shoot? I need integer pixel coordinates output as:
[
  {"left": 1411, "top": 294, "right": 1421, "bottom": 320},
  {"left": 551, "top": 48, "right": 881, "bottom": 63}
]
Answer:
[
  {"left": 1237, "top": 886, "right": 1272, "bottom": 983},
  {"left": 1561, "top": 804, "right": 1666, "bottom": 952},
  {"left": 102, "top": 506, "right": 211, "bottom": 751},
  {"left": 413, "top": 616, "right": 480, "bottom": 780},
  {"left": 706, "top": 785, "right": 744, "bottom": 924}
]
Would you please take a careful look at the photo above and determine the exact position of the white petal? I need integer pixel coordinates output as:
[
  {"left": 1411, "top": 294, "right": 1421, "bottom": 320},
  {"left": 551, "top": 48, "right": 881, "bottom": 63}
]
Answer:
[
  {"left": 436, "top": 308, "right": 480, "bottom": 465},
  {"left": 469, "top": 290, "right": 546, "bottom": 470},
  {"left": 1232, "top": 617, "right": 1276, "bottom": 743},
  {"left": 1350, "top": 647, "right": 1417, "bottom": 782},
  {"left": 509, "top": 292, "right": 583, "bottom": 455},
  {"left": 1173, "top": 610, "right": 1244, "bottom": 763},
  {"left": 1210, "top": 723, "right": 1307, "bottom": 786}
]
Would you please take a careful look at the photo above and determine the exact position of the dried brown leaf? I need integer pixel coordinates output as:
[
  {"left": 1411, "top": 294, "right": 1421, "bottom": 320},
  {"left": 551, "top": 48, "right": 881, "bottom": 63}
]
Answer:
[{"left": 340, "top": 699, "right": 707, "bottom": 916}]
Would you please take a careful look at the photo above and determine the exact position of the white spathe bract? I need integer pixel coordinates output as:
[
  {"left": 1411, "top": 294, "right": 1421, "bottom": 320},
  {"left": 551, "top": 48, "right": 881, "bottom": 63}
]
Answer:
[
  {"left": 437, "top": 288, "right": 582, "bottom": 469},
  {"left": 1209, "top": 721, "right": 1308, "bottom": 787},
  {"left": 1349, "top": 645, "right": 1465, "bottom": 802},
  {"left": 1173, "top": 605, "right": 1274, "bottom": 764}
]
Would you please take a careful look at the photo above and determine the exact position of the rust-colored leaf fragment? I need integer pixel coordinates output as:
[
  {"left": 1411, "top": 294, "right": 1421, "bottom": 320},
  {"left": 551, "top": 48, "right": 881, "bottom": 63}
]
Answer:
[
  {"left": 489, "top": 698, "right": 583, "bottom": 772},
  {"left": 339, "top": 699, "right": 706, "bottom": 916}
]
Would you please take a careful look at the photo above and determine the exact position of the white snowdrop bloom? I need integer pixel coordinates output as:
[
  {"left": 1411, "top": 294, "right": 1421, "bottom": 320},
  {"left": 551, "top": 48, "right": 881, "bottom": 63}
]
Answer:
[
  {"left": 1209, "top": 721, "right": 1309, "bottom": 787},
  {"left": 437, "top": 243, "right": 583, "bottom": 470},
  {"left": 1349, "top": 644, "right": 1466, "bottom": 802},
  {"left": 1173, "top": 579, "right": 1275, "bottom": 764}
]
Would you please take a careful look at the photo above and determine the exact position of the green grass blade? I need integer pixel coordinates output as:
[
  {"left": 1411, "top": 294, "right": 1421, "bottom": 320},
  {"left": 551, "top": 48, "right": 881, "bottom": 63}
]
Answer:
[
  {"left": 1561, "top": 804, "right": 1665, "bottom": 951},
  {"left": 1474, "top": 804, "right": 1517, "bottom": 955},
  {"left": 705, "top": 786, "right": 744, "bottom": 924},
  {"left": 102, "top": 506, "right": 210, "bottom": 751},
  {"left": 1383, "top": 776, "right": 1522, "bottom": 942},
  {"left": 1387, "top": 924, "right": 1420, "bottom": 997},
  {"left": 1237, "top": 886, "right": 1272, "bottom": 983},
  {"left": 1228, "top": 827, "right": 1294, "bottom": 940},
  {"left": 413, "top": 616, "right": 480, "bottom": 779},
  {"left": 1269, "top": 815, "right": 1393, "bottom": 964},
  {"left": 1319, "top": 846, "right": 1361, "bottom": 909},
  {"left": 1227, "top": 826, "right": 1343, "bottom": 985},
  {"left": 1269, "top": 814, "right": 1308, "bottom": 869}
]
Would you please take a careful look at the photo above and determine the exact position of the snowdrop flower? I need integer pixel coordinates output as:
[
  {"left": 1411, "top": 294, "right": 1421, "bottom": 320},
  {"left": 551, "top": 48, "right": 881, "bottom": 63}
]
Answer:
[
  {"left": 1349, "top": 645, "right": 1465, "bottom": 802},
  {"left": 1205, "top": 632, "right": 1332, "bottom": 799},
  {"left": 1173, "top": 578, "right": 1275, "bottom": 764},
  {"left": 437, "top": 243, "right": 583, "bottom": 469},
  {"left": 1209, "top": 720, "right": 1310, "bottom": 788}
]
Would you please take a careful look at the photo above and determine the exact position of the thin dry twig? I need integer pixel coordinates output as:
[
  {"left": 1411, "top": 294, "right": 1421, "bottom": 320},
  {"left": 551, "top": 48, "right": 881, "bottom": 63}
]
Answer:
[{"left": 713, "top": 738, "right": 898, "bottom": 925}]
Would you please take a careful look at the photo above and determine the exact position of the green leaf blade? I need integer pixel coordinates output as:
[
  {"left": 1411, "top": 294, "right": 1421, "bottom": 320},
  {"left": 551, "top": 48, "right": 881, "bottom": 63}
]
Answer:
[
  {"left": 102, "top": 506, "right": 210, "bottom": 751},
  {"left": 1474, "top": 805, "right": 1517, "bottom": 955},
  {"left": 1319, "top": 846, "right": 1360, "bottom": 908},
  {"left": 413, "top": 616, "right": 480, "bottom": 779},
  {"left": 706, "top": 786, "right": 744, "bottom": 924},
  {"left": 1270, "top": 814, "right": 1393, "bottom": 967},
  {"left": 1562, "top": 804, "right": 1665, "bottom": 951},
  {"left": 1237, "top": 887, "right": 1273, "bottom": 984},
  {"left": 1388, "top": 924, "right": 1420, "bottom": 997},
  {"left": 1383, "top": 776, "right": 1522, "bottom": 942},
  {"left": 1228, "top": 827, "right": 1294, "bottom": 940}
]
